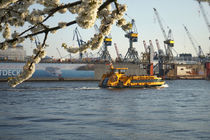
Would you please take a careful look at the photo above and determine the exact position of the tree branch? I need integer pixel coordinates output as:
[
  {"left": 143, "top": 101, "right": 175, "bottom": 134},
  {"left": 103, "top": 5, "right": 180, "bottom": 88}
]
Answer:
[
  {"left": 0, "top": 0, "right": 119, "bottom": 46},
  {"left": 29, "top": 31, "right": 49, "bottom": 68},
  {"left": 99, "top": 0, "right": 116, "bottom": 11},
  {"left": 18, "top": 1, "right": 82, "bottom": 37}
]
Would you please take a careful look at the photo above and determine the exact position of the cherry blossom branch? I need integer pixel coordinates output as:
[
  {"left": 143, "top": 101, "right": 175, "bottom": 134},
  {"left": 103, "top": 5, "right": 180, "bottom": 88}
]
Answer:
[
  {"left": 18, "top": 1, "right": 82, "bottom": 37},
  {"left": 0, "top": 0, "right": 119, "bottom": 47},
  {"left": 29, "top": 31, "right": 49, "bottom": 68}
]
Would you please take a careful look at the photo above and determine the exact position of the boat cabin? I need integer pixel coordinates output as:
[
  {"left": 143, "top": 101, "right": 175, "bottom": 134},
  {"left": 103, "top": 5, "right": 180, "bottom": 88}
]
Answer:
[{"left": 110, "top": 68, "right": 128, "bottom": 74}]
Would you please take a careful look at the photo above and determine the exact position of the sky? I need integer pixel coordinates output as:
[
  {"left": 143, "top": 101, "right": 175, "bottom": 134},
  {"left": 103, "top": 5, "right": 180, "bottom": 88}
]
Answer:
[{"left": 21, "top": 0, "right": 210, "bottom": 58}]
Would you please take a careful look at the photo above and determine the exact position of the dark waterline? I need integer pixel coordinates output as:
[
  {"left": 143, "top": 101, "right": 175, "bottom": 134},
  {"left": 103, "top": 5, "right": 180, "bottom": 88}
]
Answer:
[{"left": 0, "top": 80, "right": 210, "bottom": 140}]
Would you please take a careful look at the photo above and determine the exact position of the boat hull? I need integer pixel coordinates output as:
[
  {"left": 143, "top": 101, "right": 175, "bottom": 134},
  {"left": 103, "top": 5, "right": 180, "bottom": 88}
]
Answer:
[{"left": 99, "top": 82, "right": 165, "bottom": 88}]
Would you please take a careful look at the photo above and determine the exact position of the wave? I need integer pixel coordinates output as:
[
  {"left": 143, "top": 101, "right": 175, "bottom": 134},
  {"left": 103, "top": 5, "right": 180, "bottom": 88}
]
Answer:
[
  {"left": 0, "top": 86, "right": 101, "bottom": 92},
  {"left": 74, "top": 87, "right": 100, "bottom": 90},
  {"left": 161, "top": 84, "right": 169, "bottom": 88}
]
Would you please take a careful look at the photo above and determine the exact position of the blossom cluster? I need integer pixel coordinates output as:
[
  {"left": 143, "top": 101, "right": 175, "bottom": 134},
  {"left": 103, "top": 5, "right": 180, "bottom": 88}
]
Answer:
[
  {"left": 8, "top": 44, "right": 46, "bottom": 87},
  {"left": 62, "top": 3, "right": 131, "bottom": 54},
  {"left": 76, "top": 0, "right": 103, "bottom": 29},
  {"left": 0, "top": 0, "right": 19, "bottom": 9},
  {"left": 0, "top": 0, "right": 61, "bottom": 44},
  {"left": 2, "top": 23, "right": 10, "bottom": 39}
]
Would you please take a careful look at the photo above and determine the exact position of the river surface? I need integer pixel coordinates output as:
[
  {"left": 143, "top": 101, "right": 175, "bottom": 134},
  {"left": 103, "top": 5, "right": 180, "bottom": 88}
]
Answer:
[{"left": 0, "top": 80, "right": 210, "bottom": 140}]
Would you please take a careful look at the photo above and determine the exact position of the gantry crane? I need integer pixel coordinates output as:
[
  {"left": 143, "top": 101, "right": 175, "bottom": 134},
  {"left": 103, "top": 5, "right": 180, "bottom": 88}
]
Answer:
[
  {"left": 153, "top": 8, "right": 174, "bottom": 62},
  {"left": 155, "top": 39, "right": 165, "bottom": 76},
  {"left": 198, "top": 1, "right": 210, "bottom": 40},
  {"left": 73, "top": 27, "right": 86, "bottom": 60},
  {"left": 94, "top": 25, "right": 112, "bottom": 61},
  {"left": 124, "top": 18, "right": 139, "bottom": 62},
  {"left": 183, "top": 25, "right": 205, "bottom": 60}
]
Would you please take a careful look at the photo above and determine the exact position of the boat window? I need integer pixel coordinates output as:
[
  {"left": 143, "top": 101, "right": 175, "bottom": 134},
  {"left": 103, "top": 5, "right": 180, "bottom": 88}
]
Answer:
[
  {"left": 117, "top": 69, "right": 126, "bottom": 74},
  {"left": 120, "top": 69, "right": 126, "bottom": 73},
  {"left": 157, "top": 79, "right": 162, "bottom": 82},
  {"left": 131, "top": 79, "right": 162, "bottom": 83}
]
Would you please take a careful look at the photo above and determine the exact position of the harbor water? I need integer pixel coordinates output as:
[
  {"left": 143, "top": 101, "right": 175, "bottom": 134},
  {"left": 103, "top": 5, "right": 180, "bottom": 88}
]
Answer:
[{"left": 0, "top": 80, "right": 210, "bottom": 140}]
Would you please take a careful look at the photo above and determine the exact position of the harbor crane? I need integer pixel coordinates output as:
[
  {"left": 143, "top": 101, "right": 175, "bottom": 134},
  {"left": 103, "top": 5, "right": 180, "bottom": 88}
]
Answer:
[
  {"left": 34, "top": 36, "right": 41, "bottom": 46},
  {"left": 141, "top": 40, "right": 150, "bottom": 63},
  {"left": 155, "top": 39, "right": 164, "bottom": 57},
  {"left": 198, "top": 1, "right": 210, "bottom": 40},
  {"left": 183, "top": 25, "right": 205, "bottom": 60},
  {"left": 155, "top": 39, "right": 165, "bottom": 76},
  {"left": 114, "top": 43, "right": 122, "bottom": 61},
  {"left": 148, "top": 40, "right": 155, "bottom": 75},
  {"left": 124, "top": 17, "right": 139, "bottom": 62},
  {"left": 94, "top": 25, "right": 112, "bottom": 61},
  {"left": 56, "top": 48, "right": 65, "bottom": 61},
  {"left": 153, "top": 8, "right": 174, "bottom": 62},
  {"left": 143, "top": 40, "right": 148, "bottom": 53},
  {"left": 73, "top": 27, "right": 86, "bottom": 60}
]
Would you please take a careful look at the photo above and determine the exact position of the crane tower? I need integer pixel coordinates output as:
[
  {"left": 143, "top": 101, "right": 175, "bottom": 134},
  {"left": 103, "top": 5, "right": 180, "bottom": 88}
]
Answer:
[
  {"left": 124, "top": 19, "right": 140, "bottom": 62},
  {"left": 94, "top": 25, "right": 112, "bottom": 61},
  {"left": 73, "top": 27, "right": 86, "bottom": 60}
]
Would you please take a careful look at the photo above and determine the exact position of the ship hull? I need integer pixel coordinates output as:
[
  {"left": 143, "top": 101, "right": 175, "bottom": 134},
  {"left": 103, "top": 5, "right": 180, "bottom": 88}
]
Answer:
[{"left": 0, "top": 63, "right": 95, "bottom": 81}]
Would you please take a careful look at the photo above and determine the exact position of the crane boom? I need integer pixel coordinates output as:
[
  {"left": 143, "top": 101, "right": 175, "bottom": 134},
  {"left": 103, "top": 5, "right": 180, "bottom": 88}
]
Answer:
[
  {"left": 183, "top": 25, "right": 205, "bottom": 57},
  {"left": 143, "top": 40, "right": 148, "bottom": 53},
  {"left": 114, "top": 43, "right": 120, "bottom": 59},
  {"left": 56, "top": 48, "right": 62, "bottom": 59},
  {"left": 155, "top": 39, "right": 161, "bottom": 51},
  {"left": 153, "top": 8, "right": 167, "bottom": 40},
  {"left": 183, "top": 25, "right": 198, "bottom": 55},
  {"left": 149, "top": 40, "right": 155, "bottom": 63},
  {"left": 198, "top": 1, "right": 210, "bottom": 34}
]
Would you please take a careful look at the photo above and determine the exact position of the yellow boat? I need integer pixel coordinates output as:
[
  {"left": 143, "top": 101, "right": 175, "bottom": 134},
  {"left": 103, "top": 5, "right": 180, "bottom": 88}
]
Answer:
[{"left": 99, "top": 63, "right": 165, "bottom": 88}]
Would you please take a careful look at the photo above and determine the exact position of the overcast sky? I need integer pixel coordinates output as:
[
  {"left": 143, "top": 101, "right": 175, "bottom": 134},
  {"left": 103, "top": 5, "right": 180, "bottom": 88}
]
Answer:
[{"left": 22, "top": 0, "right": 210, "bottom": 59}]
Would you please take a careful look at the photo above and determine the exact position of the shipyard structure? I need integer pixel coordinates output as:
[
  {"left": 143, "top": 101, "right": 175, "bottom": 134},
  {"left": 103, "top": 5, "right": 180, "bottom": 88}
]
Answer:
[{"left": 1, "top": 37, "right": 210, "bottom": 82}]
